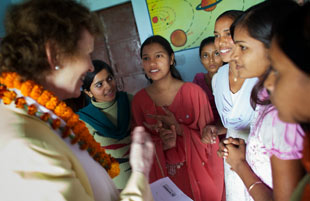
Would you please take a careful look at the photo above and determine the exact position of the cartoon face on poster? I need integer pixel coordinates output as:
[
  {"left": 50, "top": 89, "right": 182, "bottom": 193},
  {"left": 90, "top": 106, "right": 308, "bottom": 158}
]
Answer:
[{"left": 146, "top": 0, "right": 264, "bottom": 52}]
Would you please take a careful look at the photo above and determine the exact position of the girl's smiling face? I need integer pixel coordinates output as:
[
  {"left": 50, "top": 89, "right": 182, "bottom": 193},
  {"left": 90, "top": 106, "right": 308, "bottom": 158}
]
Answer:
[
  {"left": 88, "top": 68, "right": 117, "bottom": 102},
  {"left": 214, "top": 16, "right": 235, "bottom": 62},
  {"left": 141, "top": 42, "right": 174, "bottom": 81},
  {"left": 230, "top": 25, "right": 270, "bottom": 79}
]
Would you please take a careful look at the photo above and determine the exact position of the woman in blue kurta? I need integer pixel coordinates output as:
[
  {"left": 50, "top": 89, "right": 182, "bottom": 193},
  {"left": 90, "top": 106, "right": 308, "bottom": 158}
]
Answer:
[{"left": 78, "top": 60, "right": 132, "bottom": 189}]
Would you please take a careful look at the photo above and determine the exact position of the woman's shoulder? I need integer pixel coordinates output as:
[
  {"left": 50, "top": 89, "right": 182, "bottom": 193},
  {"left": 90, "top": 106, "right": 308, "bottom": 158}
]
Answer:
[
  {"left": 183, "top": 82, "right": 202, "bottom": 89},
  {"left": 193, "top": 72, "right": 205, "bottom": 81},
  {"left": 217, "top": 63, "right": 229, "bottom": 74},
  {"left": 0, "top": 105, "right": 27, "bottom": 139},
  {"left": 258, "top": 106, "right": 305, "bottom": 160},
  {"left": 212, "top": 64, "right": 229, "bottom": 86},
  {"left": 182, "top": 82, "right": 206, "bottom": 95},
  {"left": 126, "top": 92, "right": 133, "bottom": 102},
  {"left": 132, "top": 88, "right": 148, "bottom": 103},
  {"left": 133, "top": 88, "right": 146, "bottom": 97},
  {"left": 0, "top": 104, "right": 71, "bottom": 154},
  {"left": 117, "top": 91, "right": 133, "bottom": 103}
]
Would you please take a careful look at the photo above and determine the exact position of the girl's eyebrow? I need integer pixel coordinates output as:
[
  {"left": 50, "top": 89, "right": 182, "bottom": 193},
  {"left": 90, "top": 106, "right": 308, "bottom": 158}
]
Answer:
[
  {"left": 234, "top": 40, "right": 246, "bottom": 44},
  {"left": 214, "top": 28, "right": 230, "bottom": 34},
  {"left": 142, "top": 51, "right": 165, "bottom": 57},
  {"left": 93, "top": 75, "right": 112, "bottom": 85}
]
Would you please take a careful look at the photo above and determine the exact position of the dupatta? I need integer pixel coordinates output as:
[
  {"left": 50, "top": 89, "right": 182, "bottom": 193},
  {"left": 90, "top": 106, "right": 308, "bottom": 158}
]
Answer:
[
  {"left": 78, "top": 91, "right": 130, "bottom": 140},
  {"left": 212, "top": 64, "right": 258, "bottom": 130},
  {"left": 132, "top": 83, "right": 224, "bottom": 201}
]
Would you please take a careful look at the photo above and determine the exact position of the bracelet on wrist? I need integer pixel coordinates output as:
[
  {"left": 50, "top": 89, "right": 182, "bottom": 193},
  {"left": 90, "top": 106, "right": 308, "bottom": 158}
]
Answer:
[{"left": 248, "top": 181, "right": 263, "bottom": 193}]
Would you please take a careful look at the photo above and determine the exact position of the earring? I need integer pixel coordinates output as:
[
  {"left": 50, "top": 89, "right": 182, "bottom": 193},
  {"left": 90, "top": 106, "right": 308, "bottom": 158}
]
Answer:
[
  {"left": 91, "top": 96, "right": 96, "bottom": 101},
  {"left": 234, "top": 76, "right": 238, "bottom": 82},
  {"left": 55, "top": 66, "right": 60, "bottom": 70}
]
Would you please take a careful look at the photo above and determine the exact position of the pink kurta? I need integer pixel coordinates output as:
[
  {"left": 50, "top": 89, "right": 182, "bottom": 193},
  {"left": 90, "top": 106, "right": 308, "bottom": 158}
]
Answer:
[{"left": 132, "top": 82, "right": 224, "bottom": 201}]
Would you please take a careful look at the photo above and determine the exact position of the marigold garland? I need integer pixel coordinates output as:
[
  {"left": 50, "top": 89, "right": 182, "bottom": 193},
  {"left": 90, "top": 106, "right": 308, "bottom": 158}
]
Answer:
[{"left": 0, "top": 72, "right": 120, "bottom": 178}]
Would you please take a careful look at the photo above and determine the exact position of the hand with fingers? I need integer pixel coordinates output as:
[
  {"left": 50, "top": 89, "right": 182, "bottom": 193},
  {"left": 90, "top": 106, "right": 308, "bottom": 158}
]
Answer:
[
  {"left": 217, "top": 139, "right": 228, "bottom": 158},
  {"left": 130, "top": 126, "right": 155, "bottom": 179},
  {"left": 146, "top": 106, "right": 183, "bottom": 135},
  {"left": 216, "top": 137, "right": 241, "bottom": 158},
  {"left": 143, "top": 116, "right": 177, "bottom": 150},
  {"left": 143, "top": 120, "right": 163, "bottom": 133},
  {"left": 224, "top": 138, "right": 246, "bottom": 172},
  {"left": 158, "top": 125, "right": 177, "bottom": 150},
  {"left": 202, "top": 125, "right": 218, "bottom": 144}
]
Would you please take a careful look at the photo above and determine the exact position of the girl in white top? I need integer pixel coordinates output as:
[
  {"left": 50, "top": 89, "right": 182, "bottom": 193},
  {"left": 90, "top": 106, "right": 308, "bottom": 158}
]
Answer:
[{"left": 202, "top": 10, "right": 258, "bottom": 201}]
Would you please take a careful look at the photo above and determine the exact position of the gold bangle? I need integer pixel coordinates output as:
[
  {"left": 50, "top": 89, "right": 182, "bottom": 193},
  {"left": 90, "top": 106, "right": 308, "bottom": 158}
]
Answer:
[{"left": 248, "top": 181, "right": 263, "bottom": 192}]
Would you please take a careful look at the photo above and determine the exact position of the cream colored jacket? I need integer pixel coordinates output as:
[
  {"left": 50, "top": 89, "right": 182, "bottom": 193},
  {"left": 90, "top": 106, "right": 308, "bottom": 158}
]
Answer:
[{"left": 0, "top": 104, "right": 153, "bottom": 201}]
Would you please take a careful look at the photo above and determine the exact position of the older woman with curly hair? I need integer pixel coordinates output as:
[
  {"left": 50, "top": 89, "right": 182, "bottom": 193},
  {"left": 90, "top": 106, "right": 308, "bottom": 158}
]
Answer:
[{"left": 0, "top": 0, "right": 154, "bottom": 201}]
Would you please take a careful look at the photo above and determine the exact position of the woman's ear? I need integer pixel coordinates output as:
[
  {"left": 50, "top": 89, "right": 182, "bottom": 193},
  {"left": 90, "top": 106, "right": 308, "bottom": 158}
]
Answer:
[
  {"left": 83, "top": 89, "right": 93, "bottom": 98},
  {"left": 45, "top": 41, "right": 58, "bottom": 70},
  {"left": 170, "top": 53, "right": 175, "bottom": 66}
]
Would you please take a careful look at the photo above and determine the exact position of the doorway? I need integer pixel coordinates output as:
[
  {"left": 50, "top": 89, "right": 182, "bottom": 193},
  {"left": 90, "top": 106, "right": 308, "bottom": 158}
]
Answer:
[{"left": 92, "top": 2, "right": 149, "bottom": 95}]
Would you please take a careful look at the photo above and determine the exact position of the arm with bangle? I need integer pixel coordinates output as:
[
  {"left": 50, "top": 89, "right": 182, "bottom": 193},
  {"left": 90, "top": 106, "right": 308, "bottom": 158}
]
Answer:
[
  {"left": 224, "top": 137, "right": 304, "bottom": 201},
  {"left": 224, "top": 138, "right": 273, "bottom": 201}
]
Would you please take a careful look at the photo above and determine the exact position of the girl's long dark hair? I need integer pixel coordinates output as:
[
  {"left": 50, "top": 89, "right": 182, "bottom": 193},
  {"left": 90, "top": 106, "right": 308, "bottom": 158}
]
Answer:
[
  {"left": 199, "top": 36, "right": 215, "bottom": 57},
  {"left": 230, "top": 0, "right": 298, "bottom": 109},
  {"left": 250, "top": 68, "right": 271, "bottom": 109}
]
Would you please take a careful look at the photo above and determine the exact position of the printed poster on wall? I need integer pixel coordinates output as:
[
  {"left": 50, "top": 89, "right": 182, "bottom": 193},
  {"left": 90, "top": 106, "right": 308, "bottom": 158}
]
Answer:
[{"left": 145, "top": 0, "right": 264, "bottom": 52}]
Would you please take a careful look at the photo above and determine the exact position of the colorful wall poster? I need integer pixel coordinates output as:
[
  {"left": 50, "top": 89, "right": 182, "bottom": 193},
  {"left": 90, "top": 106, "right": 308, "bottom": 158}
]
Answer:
[{"left": 146, "top": 0, "right": 264, "bottom": 52}]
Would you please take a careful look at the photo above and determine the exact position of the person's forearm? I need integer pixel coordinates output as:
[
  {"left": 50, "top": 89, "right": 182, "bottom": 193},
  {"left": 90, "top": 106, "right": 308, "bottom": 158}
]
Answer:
[
  {"left": 215, "top": 121, "right": 227, "bottom": 135},
  {"left": 120, "top": 171, "right": 154, "bottom": 201},
  {"left": 217, "top": 127, "right": 227, "bottom": 135},
  {"left": 234, "top": 161, "right": 273, "bottom": 201}
]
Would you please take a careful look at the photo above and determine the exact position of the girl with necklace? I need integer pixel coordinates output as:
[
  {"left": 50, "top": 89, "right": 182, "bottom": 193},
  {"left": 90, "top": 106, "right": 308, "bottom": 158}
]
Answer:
[{"left": 203, "top": 10, "right": 258, "bottom": 201}]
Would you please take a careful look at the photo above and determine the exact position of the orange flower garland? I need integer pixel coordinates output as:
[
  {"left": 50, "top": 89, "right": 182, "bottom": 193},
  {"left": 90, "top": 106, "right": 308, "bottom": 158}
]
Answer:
[{"left": 0, "top": 72, "right": 120, "bottom": 178}]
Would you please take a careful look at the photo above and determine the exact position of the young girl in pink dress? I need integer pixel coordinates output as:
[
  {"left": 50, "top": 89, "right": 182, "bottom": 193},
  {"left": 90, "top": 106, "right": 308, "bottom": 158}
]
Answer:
[
  {"left": 132, "top": 35, "right": 224, "bottom": 201},
  {"left": 220, "top": 1, "right": 305, "bottom": 201}
]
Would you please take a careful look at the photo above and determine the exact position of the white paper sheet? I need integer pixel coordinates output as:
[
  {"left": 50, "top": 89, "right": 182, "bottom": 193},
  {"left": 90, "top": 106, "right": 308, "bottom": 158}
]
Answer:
[{"left": 150, "top": 177, "right": 193, "bottom": 201}]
